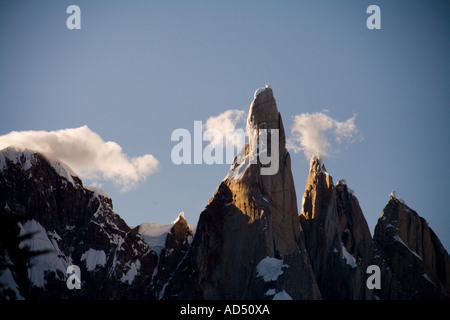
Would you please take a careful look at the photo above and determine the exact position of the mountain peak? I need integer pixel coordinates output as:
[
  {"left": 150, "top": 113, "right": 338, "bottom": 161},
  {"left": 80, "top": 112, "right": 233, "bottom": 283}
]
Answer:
[
  {"left": 248, "top": 85, "right": 279, "bottom": 131},
  {"left": 374, "top": 192, "right": 450, "bottom": 298},
  {"left": 253, "top": 84, "right": 272, "bottom": 100},
  {"left": 0, "top": 145, "right": 79, "bottom": 186},
  {"left": 309, "top": 155, "right": 327, "bottom": 175},
  {"left": 0, "top": 146, "right": 39, "bottom": 171},
  {"left": 162, "top": 87, "right": 321, "bottom": 299},
  {"left": 224, "top": 86, "right": 286, "bottom": 181},
  {"left": 172, "top": 211, "right": 185, "bottom": 224}
]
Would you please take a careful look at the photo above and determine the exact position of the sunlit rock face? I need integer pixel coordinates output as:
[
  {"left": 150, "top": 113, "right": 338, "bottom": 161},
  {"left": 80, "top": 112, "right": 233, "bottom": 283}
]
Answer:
[{"left": 161, "top": 87, "right": 321, "bottom": 300}]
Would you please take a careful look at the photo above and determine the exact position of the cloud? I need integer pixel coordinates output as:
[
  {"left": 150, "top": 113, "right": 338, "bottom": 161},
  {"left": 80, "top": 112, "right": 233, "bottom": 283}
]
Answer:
[
  {"left": 204, "top": 109, "right": 246, "bottom": 147},
  {"left": 0, "top": 125, "right": 159, "bottom": 192},
  {"left": 287, "top": 112, "right": 362, "bottom": 160}
]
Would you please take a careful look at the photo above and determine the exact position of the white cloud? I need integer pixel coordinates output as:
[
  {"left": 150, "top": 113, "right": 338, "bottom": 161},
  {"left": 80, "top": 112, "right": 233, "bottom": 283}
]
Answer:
[
  {"left": 204, "top": 109, "right": 246, "bottom": 147},
  {"left": 0, "top": 125, "right": 159, "bottom": 192},
  {"left": 287, "top": 112, "right": 362, "bottom": 160}
]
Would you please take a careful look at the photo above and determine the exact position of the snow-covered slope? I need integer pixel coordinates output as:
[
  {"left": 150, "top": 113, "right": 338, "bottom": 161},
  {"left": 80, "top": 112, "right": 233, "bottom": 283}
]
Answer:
[
  {"left": 137, "top": 212, "right": 195, "bottom": 256},
  {"left": 19, "top": 219, "right": 71, "bottom": 289},
  {"left": 0, "top": 146, "right": 78, "bottom": 185},
  {"left": 0, "top": 146, "right": 158, "bottom": 299}
]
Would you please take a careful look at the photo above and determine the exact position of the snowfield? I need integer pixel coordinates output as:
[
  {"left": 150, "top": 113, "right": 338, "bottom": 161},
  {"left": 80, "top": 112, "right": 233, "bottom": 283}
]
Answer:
[{"left": 256, "top": 256, "right": 288, "bottom": 282}]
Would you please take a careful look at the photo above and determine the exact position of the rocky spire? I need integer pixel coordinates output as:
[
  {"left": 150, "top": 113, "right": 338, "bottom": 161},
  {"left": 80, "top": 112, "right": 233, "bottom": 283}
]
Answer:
[
  {"left": 162, "top": 87, "right": 320, "bottom": 299},
  {"left": 300, "top": 156, "right": 377, "bottom": 299},
  {"left": 301, "top": 156, "right": 333, "bottom": 221}
]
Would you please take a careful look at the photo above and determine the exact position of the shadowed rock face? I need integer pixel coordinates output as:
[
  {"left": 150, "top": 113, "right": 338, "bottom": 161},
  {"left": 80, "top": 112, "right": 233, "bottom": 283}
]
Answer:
[
  {"left": 298, "top": 156, "right": 450, "bottom": 300},
  {"left": 299, "top": 158, "right": 377, "bottom": 299},
  {"left": 0, "top": 148, "right": 158, "bottom": 300},
  {"left": 374, "top": 196, "right": 450, "bottom": 299},
  {"left": 151, "top": 214, "right": 193, "bottom": 297},
  {"left": 162, "top": 87, "right": 321, "bottom": 300}
]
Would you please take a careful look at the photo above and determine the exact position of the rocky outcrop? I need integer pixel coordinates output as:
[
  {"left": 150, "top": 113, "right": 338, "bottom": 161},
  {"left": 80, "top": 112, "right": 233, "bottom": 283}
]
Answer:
[
  {"left": 162, "top": 86, "right": 321, "bottom": 299},
  {"left": 298, "top": 155, "right": 450, "bottom": 300},
  {"left": 374, "top": 195, "right": 450, "bottom": 299},
  {"left": 299, "top": 157, "right": 376, "bottom": 299},
  {"left": 0, "top": 147, "right": 157, "bottom": 299},
  {"left": 151, "top": 213, "right": 193, "bottom": 298}
]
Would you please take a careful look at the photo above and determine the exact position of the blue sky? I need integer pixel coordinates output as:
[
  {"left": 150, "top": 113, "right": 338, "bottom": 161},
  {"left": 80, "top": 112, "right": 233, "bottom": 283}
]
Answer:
[{"left": 1, "top": 0, "right": 449, "bottom": 250}]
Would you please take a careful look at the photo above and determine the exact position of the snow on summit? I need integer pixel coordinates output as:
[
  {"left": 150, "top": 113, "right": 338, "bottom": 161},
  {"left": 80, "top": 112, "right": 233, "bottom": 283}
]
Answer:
[
  {"left": 253, "top": 84, "right": 271, "bottom": 99},
  {"left": 0, "top": 146, "right": 78, "bottom": 185},
  {"left": 137, "top": 212, "right": 195, "bottom": 256}
]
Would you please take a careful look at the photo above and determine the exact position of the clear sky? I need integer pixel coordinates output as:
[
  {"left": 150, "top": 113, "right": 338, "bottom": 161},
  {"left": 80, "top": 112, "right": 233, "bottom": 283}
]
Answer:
[{"left": 1, "top": 0, "right": 449, "bottom": 250}]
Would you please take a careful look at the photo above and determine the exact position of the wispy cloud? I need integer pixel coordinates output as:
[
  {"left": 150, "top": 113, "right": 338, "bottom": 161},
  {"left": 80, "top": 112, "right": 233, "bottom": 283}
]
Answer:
[
  {"left": 204, "top": 109, "right": 245, "bottom": 147},
  {"left": 287, "top": 112, "right": 362, "bottom": 161},
  {"left": 0, "top": 125, "right": 159, "bottom": 192}
]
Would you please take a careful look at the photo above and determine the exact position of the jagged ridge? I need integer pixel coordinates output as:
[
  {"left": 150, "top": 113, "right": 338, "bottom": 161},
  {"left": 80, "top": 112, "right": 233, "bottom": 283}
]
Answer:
[{"left": 1, "top": 87, "right": 449, "bottom": 300}]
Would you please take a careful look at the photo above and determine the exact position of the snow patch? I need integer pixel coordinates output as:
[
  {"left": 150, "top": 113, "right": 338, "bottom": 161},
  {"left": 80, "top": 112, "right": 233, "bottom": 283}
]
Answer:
[
  {"left": 48, "top": 159, "right": 77, "bottom": 185},
  {"left": 273, "top": 290, "right": 292, "bottom": 300},
  {"left": 0, "top": 146, "right": 36, "bottom": 171},
  {"left": 85, "top": 184, "right": 109, "bottom": 198},
  {"left": 81, "top": 248, "right": 107, "bottom": 271},
  {"left": 341, "top": 244, "right": 357, "bottom": 268},
  {"left": 138, "top": 223, "right": 174, "bottom": 255},
  {"left": 253, "top": 84, "right": 271, "bottom": 99},
  {"left": 172, "top": 211, "right": 185, "bottom": 224},
  {"left": 385, "top": 223, "right": 395, "bottom": 230},
  {"left": 0, "top": 146, "right": 78, "bottom": 185},
  {"left": 19, "top": 220, "right": 70, "bottom": 288},
  {"left": 47, "top": 230, "right": 62, "bottom": 241},
  {"left": 223, "top": 147, "right": 252, "bottom": 181},
  {"left": 309, "top": 155, "right": 328, "bottom": 176},
  {"left": 0, "top": 261, "right": 24, "bottom": 299},
  {"left": 138, "top": 212, "right": 194, "bottom": 256},
  {"left": 121, "top": 260, "right": 141, "bottom": 284},
  {"left": 256, "top": 256, "right": 288, "bottom": 282},
  {"left": 265, "top": 288, "right": 276, "bottom": 296},
  {"left": 393, "top": 234, "right": 422, "bottom": 261},
  {"left": 422, "top": 273, "right": 436, "bottom": 287}
]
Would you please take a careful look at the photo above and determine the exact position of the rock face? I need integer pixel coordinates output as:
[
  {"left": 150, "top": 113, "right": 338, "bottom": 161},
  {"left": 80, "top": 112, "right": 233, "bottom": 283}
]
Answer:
[
  {"left": 298, "top": 156, "right": 449, "bottom": 300},
  {"left": 149, "top": 213, "right": 194, "bottom": 298},
  {"left": 0, "top": 147, "right": 157, "bottom": 299},
  {"left": 374, "top": 195, "right": 450, "bottom": 299},
  {"left": 162, "top": 86, "right": 321, "bottom": 299},
  {"left": 299, "top": 157, "right": 377, "bottom": 299}
]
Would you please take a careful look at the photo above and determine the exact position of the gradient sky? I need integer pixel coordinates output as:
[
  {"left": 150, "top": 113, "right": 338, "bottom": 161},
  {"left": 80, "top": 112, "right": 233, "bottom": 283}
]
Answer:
[{"left": 1, "top": 0, "right": 449, "bottom": 250}]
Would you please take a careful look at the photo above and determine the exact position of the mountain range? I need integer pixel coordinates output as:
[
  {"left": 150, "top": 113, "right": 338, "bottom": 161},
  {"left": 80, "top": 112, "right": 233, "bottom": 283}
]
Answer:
[{"left": 0, "top": 87, "right": 448, "bottom": 300}]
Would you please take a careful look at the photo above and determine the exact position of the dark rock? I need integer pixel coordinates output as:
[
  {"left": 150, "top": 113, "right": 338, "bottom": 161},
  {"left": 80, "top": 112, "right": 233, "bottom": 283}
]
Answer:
[
  {"left": 152, "top": 213, "right": 193, "bottom": 298},
  {"left": 374, "top": 196, "right": 450, "bottom": 299},
  {"left": 299, "top": 157, "right": 376, "bottom": 299},
  {"left": 0, "top": 147, "right": 157, "bottom": 299}
]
